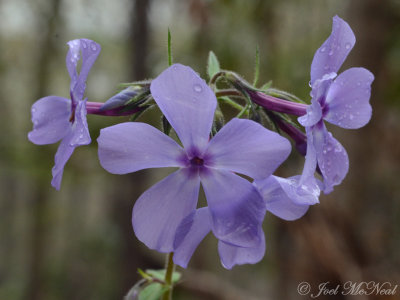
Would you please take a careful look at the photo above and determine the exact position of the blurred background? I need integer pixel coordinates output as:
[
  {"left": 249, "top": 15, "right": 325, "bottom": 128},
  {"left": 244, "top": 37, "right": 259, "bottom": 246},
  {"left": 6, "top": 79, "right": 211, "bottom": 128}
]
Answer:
[{"left": 1, "top": 0, "right": 400, "bottom": 299}]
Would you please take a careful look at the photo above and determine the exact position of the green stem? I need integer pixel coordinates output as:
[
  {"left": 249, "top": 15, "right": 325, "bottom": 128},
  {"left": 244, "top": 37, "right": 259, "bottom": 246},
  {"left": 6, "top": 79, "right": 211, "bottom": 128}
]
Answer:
[{"left": 162, "top": 252, "right": 175, "bottom": 300}]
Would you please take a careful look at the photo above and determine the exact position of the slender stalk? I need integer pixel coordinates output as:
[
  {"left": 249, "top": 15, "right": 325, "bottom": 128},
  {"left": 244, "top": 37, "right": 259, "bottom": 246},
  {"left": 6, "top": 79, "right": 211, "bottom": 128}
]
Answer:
[{"left": 162, "top": 252, "right": 175, "bottom": 300}]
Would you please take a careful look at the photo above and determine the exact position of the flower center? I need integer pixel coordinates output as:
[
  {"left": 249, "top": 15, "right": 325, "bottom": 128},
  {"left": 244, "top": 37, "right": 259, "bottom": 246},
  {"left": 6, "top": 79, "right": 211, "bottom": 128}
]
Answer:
[{"left": 190, "top": 156, "right": 204, "bottom": 167}]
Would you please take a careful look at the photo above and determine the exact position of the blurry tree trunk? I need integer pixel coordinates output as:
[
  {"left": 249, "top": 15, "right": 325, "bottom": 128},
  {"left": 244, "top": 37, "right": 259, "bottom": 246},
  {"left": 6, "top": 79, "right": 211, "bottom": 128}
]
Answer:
[
  {"left": 25, "top": 0, "right": 62, "bottom": 299},
  {"left": 110, "top": 0, "right": 157, "bottom": 297}
]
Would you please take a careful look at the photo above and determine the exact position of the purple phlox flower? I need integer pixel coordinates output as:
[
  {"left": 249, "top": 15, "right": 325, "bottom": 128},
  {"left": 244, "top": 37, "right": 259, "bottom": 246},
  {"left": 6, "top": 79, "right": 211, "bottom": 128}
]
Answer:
[
  {"left": 28, "top": 39, "right": 100, "bottom": 190},
  {"left": 173, "top": 173, "right": 319, "bottom": 269},
  {"left": 298, "top": 16, "right": 374, "bottom": 193},
  {"left": 98, "top": 64, "right": 291, "bottom": 261}
]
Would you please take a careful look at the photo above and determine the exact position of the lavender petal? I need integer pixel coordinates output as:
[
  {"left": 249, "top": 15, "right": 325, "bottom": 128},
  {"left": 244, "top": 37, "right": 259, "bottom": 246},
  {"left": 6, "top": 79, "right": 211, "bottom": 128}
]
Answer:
[
  {"left": 98, "top": 122, "right": 186, "bottom": 174},
  {"left": 200, "top": 168, "right": 266, "bottom": 248},
  {"left": 28, "top": 96, "right": 72, "bottom": 145},
  {"left": 132, "top": 169, "right": 200, "bottom": 252},
  {"left": 173, "top": 208, "right": 212, "bottom": 268},
  {"left": 310, "top": 15, "right": 355, "bottom": 85},
  {"left": 205, "top": 118, "right": 291, "bottom": 180},
  {"left": 325, "top": 67, "right": 374, "bottom": 129},
  {"left": 150, "top": 64, "right": 217, "bottom": 152},
  {"left": 218, "top": 233, "right": 265, "bottom": 270}
]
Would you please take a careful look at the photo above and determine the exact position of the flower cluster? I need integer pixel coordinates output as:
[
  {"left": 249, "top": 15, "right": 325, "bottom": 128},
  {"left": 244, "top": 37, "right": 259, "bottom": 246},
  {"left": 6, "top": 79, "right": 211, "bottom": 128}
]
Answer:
[{"left": 28, "top": 16, "right": 372, "bottom": 271}]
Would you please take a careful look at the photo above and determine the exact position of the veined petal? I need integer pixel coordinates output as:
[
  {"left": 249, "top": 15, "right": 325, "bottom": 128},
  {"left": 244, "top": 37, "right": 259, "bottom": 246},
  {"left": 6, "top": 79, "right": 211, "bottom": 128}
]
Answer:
[
  {"left": 325, "top": 67, "right": 374, "bottom": 129},
  {"left": 28, "top": 96, "right": 72, "bottom": 145},
  {"left": 218, "top": 233, "right": 265, "bottom": 270},
  {"left": 132, "top": 169, "right": 200, "bottom": 252},
  {"left": 310, "top": 16, "right": 355, "bottom": 85},
  {"left": 150, "top": 64, "right": 217, "bottom": 152},
  {"left": 98, "top": 122, "right": 186, "bottom": 174},
  {"left": 69, "top": 100, "right": 91, "bottom": 147},
  {"left": 66, "top": 39, "right": 101, "bottom": 101},
  {"left": 201, "top": 168, "right": 266, "bottom": 248},
  {"left": 313, "top": 124, "right": 349, "bottom": 193},
  {"left": 173, "top": 208, "right": 212, "bottom": 268},
  {"left": 51, "top": 132, "right": 76, "bottom": 190},
  {"left": 205, "top": 118, "right": 291, "bottom": 179},
  {"left": 254, "top": 176, "right": 313, "bottom": 221}
]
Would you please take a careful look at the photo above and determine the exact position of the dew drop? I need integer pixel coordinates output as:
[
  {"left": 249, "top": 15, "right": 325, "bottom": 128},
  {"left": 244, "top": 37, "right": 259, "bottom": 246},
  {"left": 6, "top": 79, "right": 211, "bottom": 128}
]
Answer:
[
  {"left": 323, "top": 149, "right": 327, "bottom": 154},
  {"left": 349, "top": 114, "right": 354, "bottom": 120},
  {"left": 320, "top": 47, "right": 326, "bottom": 53},
  {"left": 345, "top": 43, "right": 351, "bottom": 50},
  {"left": 32, "top": 107, "right": 36, "bottom": 113},
  {"left": 82, "top": 41, "right": 87, "bottom": 49},
  {"left": 193, "top": 84, "right": 202, "bottom": 93},
  {"left": 90, "top": 43, "right": 97, "bottom": 51},
  {"left": 328, "top": 49, "right": 334, "bottom": 56},
  {"left": 33, "top": 119, "right": 38, "bottom": 125}
]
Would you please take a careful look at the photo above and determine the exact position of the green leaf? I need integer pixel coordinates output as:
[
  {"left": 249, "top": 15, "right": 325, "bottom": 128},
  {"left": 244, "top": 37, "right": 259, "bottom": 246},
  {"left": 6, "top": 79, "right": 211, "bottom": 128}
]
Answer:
[
  {"left": 139, "top": 283, "right": 167, "bottom": 300},
  {"left": 253, "top": 45, "right": 260, "bottom": 87},
  {"left": 260, "top": 80, "right": 272, "bottom": 91},
  {"left": 207, "top": 51, "right": 220, "bottom": 80},
  {"left": 168, "top": 28, "right": 172, "bottom": 66},
  {"left": 146, "top": 269, "right": 181, "bottom": 283}
]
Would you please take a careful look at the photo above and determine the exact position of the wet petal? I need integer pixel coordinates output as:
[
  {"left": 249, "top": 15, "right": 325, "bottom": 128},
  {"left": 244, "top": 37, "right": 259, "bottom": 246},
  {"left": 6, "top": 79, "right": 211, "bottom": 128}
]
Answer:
[
  {"left": 205, "top": 118, "right": 291, "bottom": 179},
  {"left": 310, "top": 16, "right": 355, "bottom": 85},
  {"left": 70, "top": 100, "right": 91, "bottom": 147},
  {"left": 173, "top": 208, "right": 212, "bottom": 268},
  {"left": 98, "top": 122, "right": 186, "bottom": 174},
  {"left": 150, "top": 64, "right": 217, "bottom": 152},
  {"left": 325, "top": 67, "right": 374, "bottom": 129},
  {"left": 28, "top": 96, "right": 72, "bottom": 145},
  {"left": 201, "top": 169, "right": 266, "bottom": 248},
  {"left": 51, "top": 132, "right": 75, "bottom": 190},
  {"left": 299, "top": 126, "right": 318, "bottom": 185},
  {"left": 254, "top": 176, "right": 314, "bottom": 221},
  {"left": 66, "top": 39, "right": 101, "bottom": 101},
  {"left": 313, "top": 124, "right": 349, "bottom": 193},
  {"left": 298, "top": 98, "right": 322, "bottom": 127},
  {"left": 132, "top": 169, "right": 200, "bottom": 252},
  {"left": 218, "top": 233, "right": 265, "bottom": 270}
]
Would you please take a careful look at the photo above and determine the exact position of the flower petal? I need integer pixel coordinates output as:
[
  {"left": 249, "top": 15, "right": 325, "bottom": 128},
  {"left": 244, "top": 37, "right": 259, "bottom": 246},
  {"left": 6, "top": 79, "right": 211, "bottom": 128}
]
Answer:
[
  {"left": 325, "top": 67, "right": 374, "bottom": 129},
  {"left": 132, "top": 169, "right": 200, "bottom": 252},
  {"left": 299, "top": 126, "right": 318, "bottom": 185},
  {"left": 218, "top": 233, "right": 265, "bottom": 270},
  {"left": 298, "top": 97, "right": 322, "bottom": 127},
  {"left": 313, "top": 124, "right": 349, "bottom": 193},
  {"left": 51, "top": 132, "right": 75, "bottom": 190},
  {"left": 69, "top": 100, "right": 91, "bottom": 147},
  {"left": 98, "top": 122, "right": 186, "bottom": 174},
  {"left": 310, "top": 16, "right": 355, "bottom": 85},
  {"left": 28, "top": 96, "right": 72, "bottom": 145},
  {"left": 254, "top": 176, "right": 313, "bottom": 221},
  {"left": 201, "top": 169, "right": 266, "bottom": 248},
  {"left": 204, "top": 118, "right": 291, "bottom": 179},
  {"left": 150, "top": 64, "right": 217, "bottom": 152},
  {"left": 66, "top": 39, "right": 101, "bottom": 101},
  {"left": 173, "top": 208, "right": 212, "bottom": 268}
]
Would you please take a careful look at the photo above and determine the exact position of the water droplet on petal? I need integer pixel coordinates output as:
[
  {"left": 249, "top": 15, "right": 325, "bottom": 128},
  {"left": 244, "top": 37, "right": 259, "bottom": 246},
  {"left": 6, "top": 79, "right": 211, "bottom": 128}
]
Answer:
[
  {"left": 328, "top": 49, "right": 334, "bottom": 56},
  {"left": 320, "top": 47, "right": 326, "bottom": 53},
  {"left": 90, "top": 43, "right": 97, "bottom": 51},
  {"left": 323, "top": 149, "right": 327, "bottom": 154},
  {"left": 349, "top": 114, "right": 354, "bottom": 120},
  {"left": 32, "top": 107, "right": 36, "bottom": 113},
  {"left": 345, "top": 43, "right": 351, "bottom": 50},
  {"left": 82, "top": 41, "right": 87, "bottom": 48},
  {"left": 193, "top": 84, "right": 202, "bottom": 93}
]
